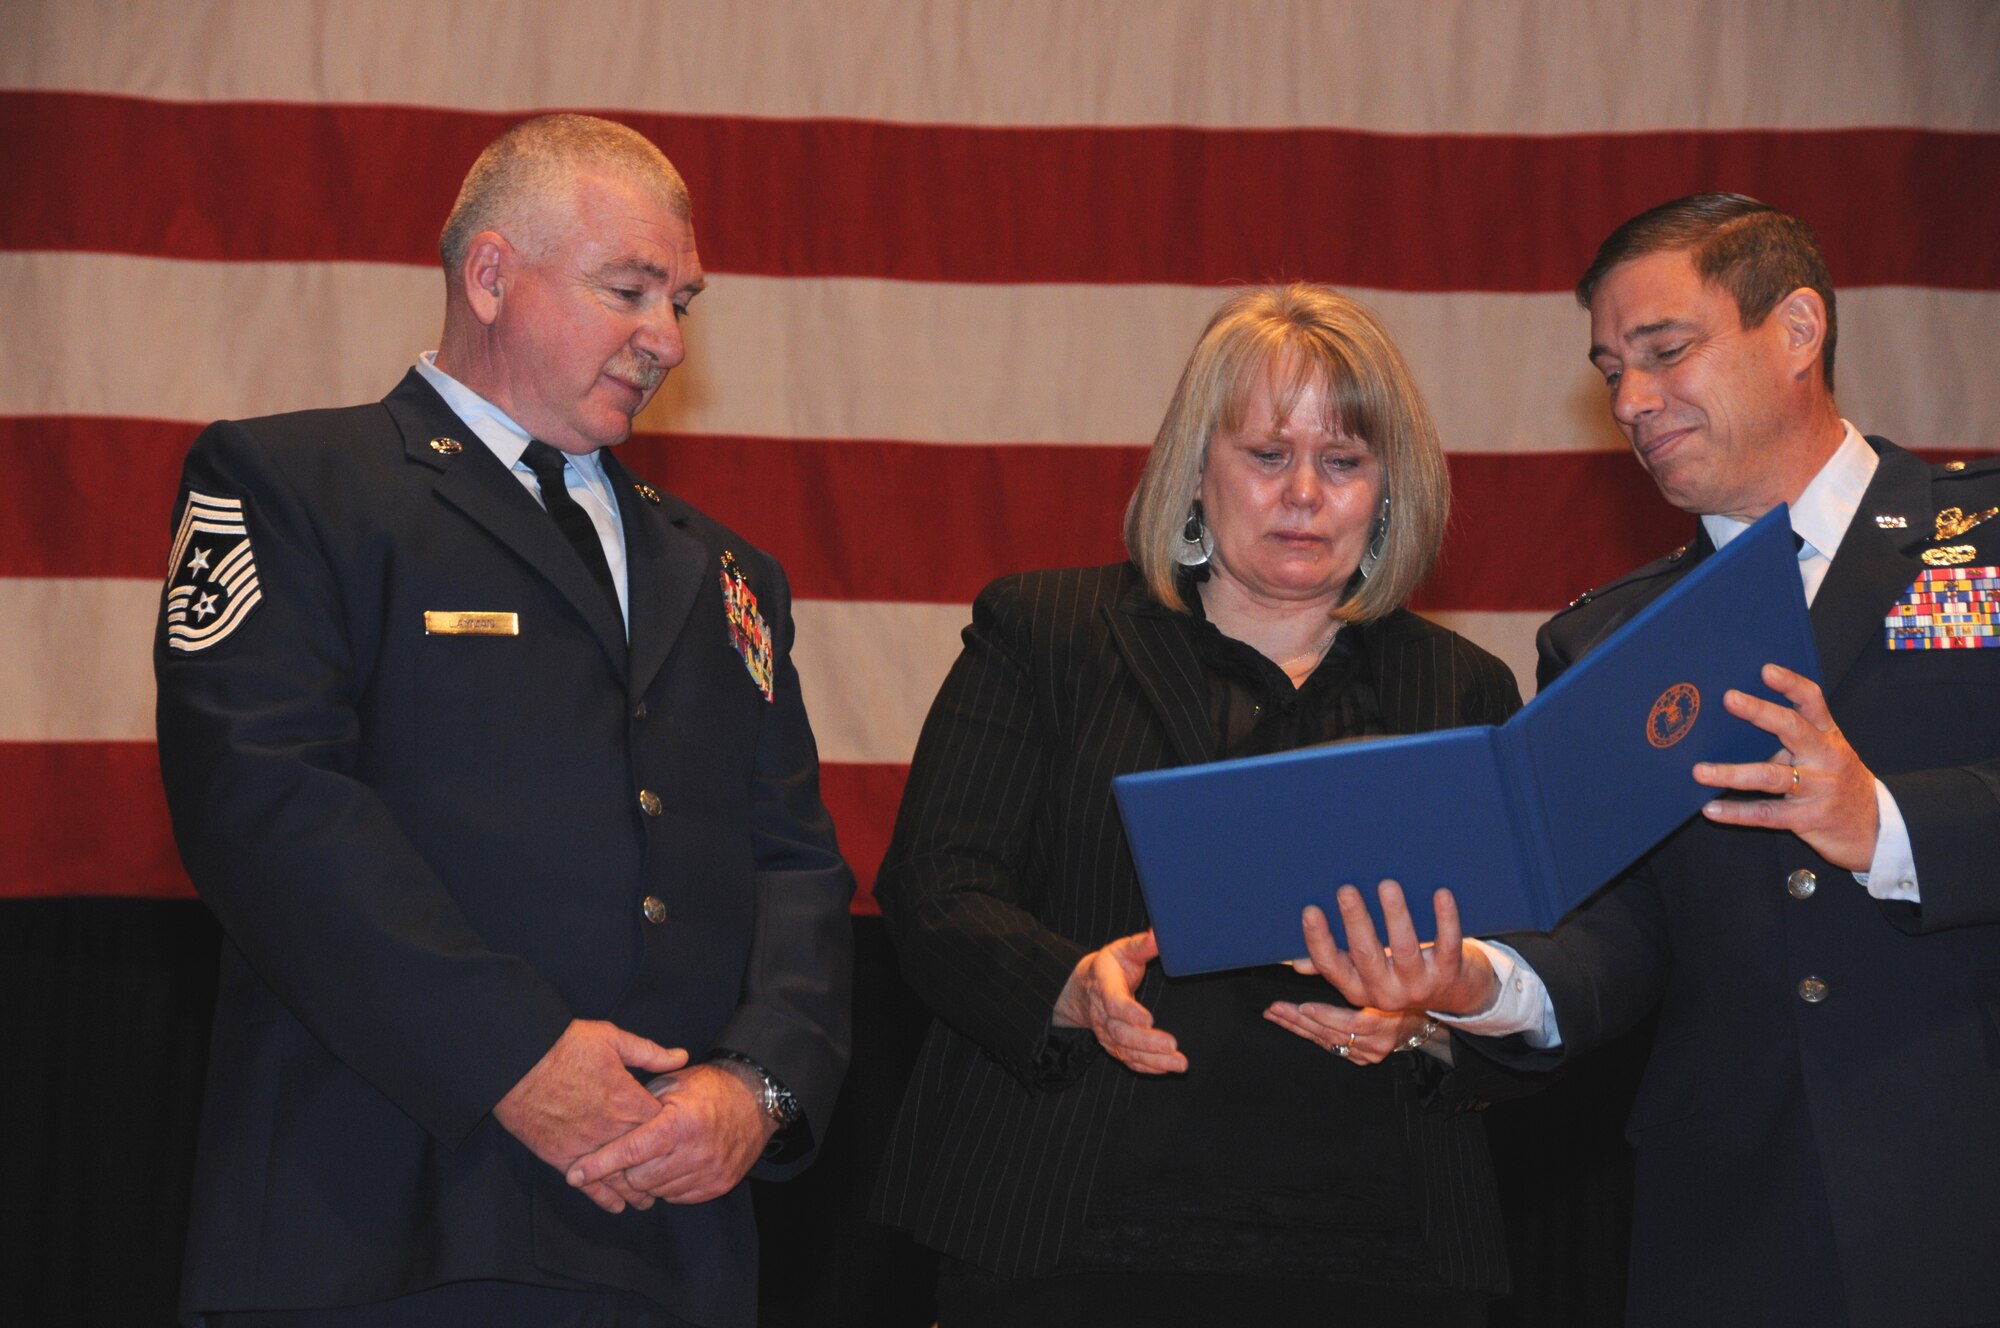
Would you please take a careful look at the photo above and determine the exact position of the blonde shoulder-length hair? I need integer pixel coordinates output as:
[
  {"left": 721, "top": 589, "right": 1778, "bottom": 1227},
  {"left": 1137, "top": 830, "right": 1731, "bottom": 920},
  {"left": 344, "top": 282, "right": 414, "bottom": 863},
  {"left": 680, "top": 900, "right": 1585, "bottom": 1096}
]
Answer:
[{"left": 1123, "top": 283, "right": 1450, "bottom": 623}]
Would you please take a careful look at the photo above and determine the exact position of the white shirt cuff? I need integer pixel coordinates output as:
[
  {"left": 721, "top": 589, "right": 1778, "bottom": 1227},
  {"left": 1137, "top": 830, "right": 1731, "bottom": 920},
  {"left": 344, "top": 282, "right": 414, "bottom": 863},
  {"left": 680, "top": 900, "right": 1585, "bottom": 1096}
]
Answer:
[
  {"left": 1432, "top": 938, "right": 1562, "bottom": 1048},
  {"left": 1854, "top": 779, "right": 1920, "bottom": 902}
]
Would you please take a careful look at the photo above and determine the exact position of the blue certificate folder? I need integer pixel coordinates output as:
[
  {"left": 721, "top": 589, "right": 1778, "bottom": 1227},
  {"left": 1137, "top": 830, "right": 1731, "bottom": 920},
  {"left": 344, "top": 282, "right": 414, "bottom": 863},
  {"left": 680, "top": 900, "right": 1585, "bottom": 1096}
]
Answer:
[{"left": 1113, "top": 506, "right": 1821, "bottom": 977}]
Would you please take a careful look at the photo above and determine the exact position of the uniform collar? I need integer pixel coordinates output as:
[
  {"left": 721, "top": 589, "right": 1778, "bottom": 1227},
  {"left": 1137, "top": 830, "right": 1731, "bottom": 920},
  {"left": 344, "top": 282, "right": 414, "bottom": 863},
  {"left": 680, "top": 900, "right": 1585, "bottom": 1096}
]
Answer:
[
  {"left": 413, "top": 352, "right": 613, "bottom": 489},
  {"left": 1700, "top": 420, "right": 1875, "bottom": 564}
]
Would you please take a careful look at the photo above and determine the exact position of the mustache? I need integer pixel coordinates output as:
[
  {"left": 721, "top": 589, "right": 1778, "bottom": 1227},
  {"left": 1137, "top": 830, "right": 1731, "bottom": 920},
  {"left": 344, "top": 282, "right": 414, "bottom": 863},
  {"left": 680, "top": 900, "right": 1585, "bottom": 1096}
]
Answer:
[{"left": 607, "top": 354, "right": 667, "bottom": 392}]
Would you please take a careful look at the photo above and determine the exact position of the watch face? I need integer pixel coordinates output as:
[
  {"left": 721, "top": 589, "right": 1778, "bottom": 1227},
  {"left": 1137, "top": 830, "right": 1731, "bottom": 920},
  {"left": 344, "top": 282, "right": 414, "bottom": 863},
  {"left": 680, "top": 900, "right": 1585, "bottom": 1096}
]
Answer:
[{"left": 714, "top": 1050, "right": 798, "bottom": 1126}]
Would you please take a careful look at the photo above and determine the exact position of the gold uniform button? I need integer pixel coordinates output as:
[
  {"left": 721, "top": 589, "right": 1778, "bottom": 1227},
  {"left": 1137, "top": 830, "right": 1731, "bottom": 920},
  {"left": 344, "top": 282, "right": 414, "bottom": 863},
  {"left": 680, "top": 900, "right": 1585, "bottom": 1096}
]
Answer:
[
  {"left": 1786, "top": 869, "right": 1818, "bottom": 900},
  {"left": 632, "top": 701, "right": 649, "bottom": 721},
  {"left": 1797, "top": 976, "right": 1829, "bottom": 1004},
  {"left": 1944, "top": 460, "right": 1966, "bottom": 472},
  {"left": 638, "top": 789, "right": 662, "bottom": 817},
  {"left": 640, "top": 896, "right": 667, "bottom": 925}
]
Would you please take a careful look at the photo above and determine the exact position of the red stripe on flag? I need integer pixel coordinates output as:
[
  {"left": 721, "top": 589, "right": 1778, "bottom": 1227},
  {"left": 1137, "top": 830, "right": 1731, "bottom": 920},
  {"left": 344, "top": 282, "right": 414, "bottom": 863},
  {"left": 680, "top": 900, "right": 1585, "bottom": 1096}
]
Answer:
[
  {"left": 818, "top": 763, "right": 910, "bottom": 916},
  {"left": 624, "top": 434, "right": 1144, "bottom": 604},
  {"left": 0, "top": 745, "right": 908, "bottom": 907},
  {"left": 0, "top": 742, "right": 192, "bottom": 898},
  {"left": 20, "top": 415, "right": 1994, "bottom": 609},
  {"left": 4, "top": 416, "right": 194, "bottom": 578},
  {"left": 1421, "top": 452, "right": 1688, "bottom": 613},
  {"left": 5, "top": 92, "right": 1998, "bottom": 291}
]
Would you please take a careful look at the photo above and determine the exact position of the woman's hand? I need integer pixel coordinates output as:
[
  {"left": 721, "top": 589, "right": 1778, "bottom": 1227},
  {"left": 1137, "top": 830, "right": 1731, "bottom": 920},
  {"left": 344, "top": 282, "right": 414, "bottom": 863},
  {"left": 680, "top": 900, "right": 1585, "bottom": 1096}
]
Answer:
[
  {"left": 1051, "top": 930, "right": 1187, "bottom": 1074},
  {"left": 1263, "top": 1000, "right": 1446, "bottom": 1066}
]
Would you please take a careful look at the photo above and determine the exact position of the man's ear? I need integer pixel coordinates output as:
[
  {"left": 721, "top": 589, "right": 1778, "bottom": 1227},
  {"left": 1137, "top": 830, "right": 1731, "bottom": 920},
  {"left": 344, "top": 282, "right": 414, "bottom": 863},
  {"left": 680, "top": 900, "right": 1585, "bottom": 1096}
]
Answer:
[
  {"left": 461, "top": 232, "right": 509, "bottom": 325},
  {"left": 1776, "top": 287, "right": 1827, "bottom": 380}
]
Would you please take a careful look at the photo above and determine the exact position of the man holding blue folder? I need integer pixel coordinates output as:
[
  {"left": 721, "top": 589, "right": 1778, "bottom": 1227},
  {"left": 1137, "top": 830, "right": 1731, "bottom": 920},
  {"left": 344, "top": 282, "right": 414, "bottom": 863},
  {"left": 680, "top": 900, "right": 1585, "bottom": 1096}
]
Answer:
[{"left": 1296, "top": 195, "right": 2000, "bottom": 1327}]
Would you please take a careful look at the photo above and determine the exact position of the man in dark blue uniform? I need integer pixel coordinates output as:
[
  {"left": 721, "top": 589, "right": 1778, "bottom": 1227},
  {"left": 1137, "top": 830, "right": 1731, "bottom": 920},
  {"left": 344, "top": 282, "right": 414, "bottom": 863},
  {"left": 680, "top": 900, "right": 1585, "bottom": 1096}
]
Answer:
[
  {"left": 1290, "top": 195, "right": 2000, "bottom": 1326},
  {"left": 156, "top": 114, "right": 853, "bottom": 1328}
]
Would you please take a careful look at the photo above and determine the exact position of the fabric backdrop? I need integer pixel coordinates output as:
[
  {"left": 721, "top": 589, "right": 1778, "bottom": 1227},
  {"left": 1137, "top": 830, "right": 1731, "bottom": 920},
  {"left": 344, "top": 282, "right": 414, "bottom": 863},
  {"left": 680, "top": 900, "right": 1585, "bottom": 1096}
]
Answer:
[
  {"left": 4, "top": 0, "right": 1995, "bottom": 910},
  {"left": 4, "top": 5, "right": 1995, "bottom": 1325}
]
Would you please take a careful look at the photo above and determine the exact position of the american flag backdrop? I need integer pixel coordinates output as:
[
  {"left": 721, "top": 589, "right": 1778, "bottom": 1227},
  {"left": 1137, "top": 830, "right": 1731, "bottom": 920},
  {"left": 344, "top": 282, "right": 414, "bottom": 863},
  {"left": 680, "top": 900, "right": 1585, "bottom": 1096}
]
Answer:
[{"left": 2, "top": 0, "right": 1995, "bottom": 910}]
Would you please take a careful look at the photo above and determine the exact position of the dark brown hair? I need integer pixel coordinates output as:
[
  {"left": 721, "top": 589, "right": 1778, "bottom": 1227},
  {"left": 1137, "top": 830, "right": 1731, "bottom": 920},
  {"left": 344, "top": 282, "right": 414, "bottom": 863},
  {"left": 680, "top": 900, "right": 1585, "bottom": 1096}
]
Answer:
[{"left": 1577, "top": 193, "right": 1837, "bottom": 390}]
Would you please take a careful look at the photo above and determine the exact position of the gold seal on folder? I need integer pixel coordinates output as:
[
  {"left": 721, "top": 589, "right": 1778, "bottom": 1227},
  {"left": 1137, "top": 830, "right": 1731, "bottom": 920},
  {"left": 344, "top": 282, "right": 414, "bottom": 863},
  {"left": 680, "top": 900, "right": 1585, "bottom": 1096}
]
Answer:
[{"left": 1645, "top": 682, "right": 1700, "bottom": 749}]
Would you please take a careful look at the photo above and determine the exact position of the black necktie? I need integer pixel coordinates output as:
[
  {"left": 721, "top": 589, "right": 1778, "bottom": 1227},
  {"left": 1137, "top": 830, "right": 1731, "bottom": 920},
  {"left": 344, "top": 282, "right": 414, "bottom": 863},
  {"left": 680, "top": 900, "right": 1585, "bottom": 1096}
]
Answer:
[{"left": 521, "top": 440, "right": 621, "bottom": 619}]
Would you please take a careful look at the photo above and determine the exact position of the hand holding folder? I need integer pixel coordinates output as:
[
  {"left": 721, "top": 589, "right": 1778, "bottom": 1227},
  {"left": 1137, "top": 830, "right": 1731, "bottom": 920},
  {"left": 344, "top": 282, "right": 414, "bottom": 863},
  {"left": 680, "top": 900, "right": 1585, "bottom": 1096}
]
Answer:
[
  {"left": 1113, "top": 507, "right": 1822, "bottom": 977},
  {"left": 1684, "top": 660, "right": 1885, "bottom": 873},
  {"left": 1288, "top": 647, "right": 1876, "bottom": 1024},
  {"left": 1291, "top": 879, "right": 1503, "bottom": 1022}
]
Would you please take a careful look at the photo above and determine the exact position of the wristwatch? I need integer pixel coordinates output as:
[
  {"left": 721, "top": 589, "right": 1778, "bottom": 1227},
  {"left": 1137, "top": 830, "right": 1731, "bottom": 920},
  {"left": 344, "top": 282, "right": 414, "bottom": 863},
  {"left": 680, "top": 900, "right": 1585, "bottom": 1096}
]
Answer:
[{"left": 710, "top": 1050, "right": 802, "bottom": 1130}]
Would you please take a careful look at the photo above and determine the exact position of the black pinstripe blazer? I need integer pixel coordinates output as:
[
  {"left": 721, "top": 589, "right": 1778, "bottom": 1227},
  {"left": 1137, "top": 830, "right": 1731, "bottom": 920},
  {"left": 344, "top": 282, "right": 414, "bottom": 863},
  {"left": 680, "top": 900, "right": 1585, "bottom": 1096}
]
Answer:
[{"left": 872, "top": 563, "right": 1523, "bottom": 1287}]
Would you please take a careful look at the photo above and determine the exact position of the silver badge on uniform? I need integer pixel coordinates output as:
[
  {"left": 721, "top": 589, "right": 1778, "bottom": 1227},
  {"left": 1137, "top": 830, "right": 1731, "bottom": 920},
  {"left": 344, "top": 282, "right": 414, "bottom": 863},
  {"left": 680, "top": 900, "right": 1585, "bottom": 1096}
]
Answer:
[{"left": 163, "top": 490, "right": 263, "bottom": 652}]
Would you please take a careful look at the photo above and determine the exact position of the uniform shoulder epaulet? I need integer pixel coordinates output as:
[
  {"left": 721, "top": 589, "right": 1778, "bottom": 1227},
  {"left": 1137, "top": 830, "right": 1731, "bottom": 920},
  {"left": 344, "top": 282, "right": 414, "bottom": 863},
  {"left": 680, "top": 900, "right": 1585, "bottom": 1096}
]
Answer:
[
  {"left": 1551, "top": 543, "right": 1691, "bottom": 618},
  {"left": 1935, "top": 454, "right": 2000, "bottom": 481}
]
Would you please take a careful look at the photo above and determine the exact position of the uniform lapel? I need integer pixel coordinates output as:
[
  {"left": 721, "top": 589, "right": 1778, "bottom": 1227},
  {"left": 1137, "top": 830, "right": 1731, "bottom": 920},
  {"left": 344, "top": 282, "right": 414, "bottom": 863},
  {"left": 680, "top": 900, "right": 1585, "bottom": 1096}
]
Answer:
[
  {"left": 1810, "top": 439, "right": 1931, "bottom": 699},
  {"left": 605, "top": 451, "right": 706, "bottom": 701},
  {"left": 1103, "top": 583, "right": 1214, "bottom": 766},
  {"left": 1585, "top": 532, "right": 1711, "bottom": 661},
  {"left": 384, "top": 371, "right": 628, "bottom": 675}
]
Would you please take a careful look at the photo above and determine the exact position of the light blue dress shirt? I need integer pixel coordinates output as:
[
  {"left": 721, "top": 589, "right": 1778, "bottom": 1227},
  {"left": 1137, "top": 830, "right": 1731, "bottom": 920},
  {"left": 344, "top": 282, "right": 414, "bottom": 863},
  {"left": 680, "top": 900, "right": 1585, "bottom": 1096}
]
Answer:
[{"left": 414, "top": 353, "right": 630, "bottom": 635}]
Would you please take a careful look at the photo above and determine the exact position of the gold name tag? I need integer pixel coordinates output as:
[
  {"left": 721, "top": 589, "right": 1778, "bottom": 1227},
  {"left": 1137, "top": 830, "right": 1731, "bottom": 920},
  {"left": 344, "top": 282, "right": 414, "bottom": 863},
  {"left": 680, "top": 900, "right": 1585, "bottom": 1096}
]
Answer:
[{"left": 424, "top": 611, "right": 520, "bottom": 637}]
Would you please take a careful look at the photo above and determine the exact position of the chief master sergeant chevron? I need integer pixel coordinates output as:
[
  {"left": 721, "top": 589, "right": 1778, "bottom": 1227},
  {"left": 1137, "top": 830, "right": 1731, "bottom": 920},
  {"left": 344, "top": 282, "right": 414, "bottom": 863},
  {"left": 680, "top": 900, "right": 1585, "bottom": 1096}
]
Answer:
[
  {"left": 1289, "top": 194, "right": 2000, "bottom": 1326},
  {"left": 155, "top": 114, "right": 854, "bottom": 1328}
]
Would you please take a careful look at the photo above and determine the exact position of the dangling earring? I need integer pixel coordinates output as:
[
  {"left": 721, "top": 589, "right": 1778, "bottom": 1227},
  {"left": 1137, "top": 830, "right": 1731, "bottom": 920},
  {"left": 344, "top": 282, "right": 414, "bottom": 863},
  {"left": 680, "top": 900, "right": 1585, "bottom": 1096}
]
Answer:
[
  {"left": 1173, "top": 500, "right": 1216, "bottom": 568},
  {"left": 1357, "top": 493, "right": 1390, "bottom": 581}
]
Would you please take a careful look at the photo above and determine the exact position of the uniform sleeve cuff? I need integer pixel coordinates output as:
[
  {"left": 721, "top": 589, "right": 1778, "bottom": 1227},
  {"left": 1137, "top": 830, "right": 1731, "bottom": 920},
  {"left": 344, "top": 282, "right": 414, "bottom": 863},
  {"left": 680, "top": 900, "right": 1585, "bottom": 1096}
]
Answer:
[
  {"left": 1854, "top": 778, "right": 1920, "bottom": 902},
  {"left": 1433, "top": 939, "right": 1562, "bottom": 1048}
]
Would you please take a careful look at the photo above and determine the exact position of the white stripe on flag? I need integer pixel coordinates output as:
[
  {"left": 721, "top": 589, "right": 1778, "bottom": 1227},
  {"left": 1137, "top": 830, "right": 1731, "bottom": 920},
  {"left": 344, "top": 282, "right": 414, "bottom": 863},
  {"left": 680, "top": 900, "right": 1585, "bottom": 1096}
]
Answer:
[
  {"left": 3, "top": 252, "right": 1994, "bottom": 454},
  {"left": 0, "top": 577, "right": 1553, "bottom": 747},
  {"left": 4, "top": 0, "right": 1994, "bottom": 133},
  {"left": 789, "top": 599, "right": 973, "bottom": 766},
  {"left": 0, "top": 578, "right": 160, "bottom": 742}
]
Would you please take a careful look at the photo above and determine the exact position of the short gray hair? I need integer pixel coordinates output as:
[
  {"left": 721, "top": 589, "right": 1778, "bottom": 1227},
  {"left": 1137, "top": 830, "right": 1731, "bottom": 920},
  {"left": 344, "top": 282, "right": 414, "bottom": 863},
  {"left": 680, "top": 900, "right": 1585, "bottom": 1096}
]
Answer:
[
  {"left": 439, "top": 114, "right": 691, "bottom": 273},
  {"left": 1124, "top": 284, "right": 1450, "bottom": 623}
]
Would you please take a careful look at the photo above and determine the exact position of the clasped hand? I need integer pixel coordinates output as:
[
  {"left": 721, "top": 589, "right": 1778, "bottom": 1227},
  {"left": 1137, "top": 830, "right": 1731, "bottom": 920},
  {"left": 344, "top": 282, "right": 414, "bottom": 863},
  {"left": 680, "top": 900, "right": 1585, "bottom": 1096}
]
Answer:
[{"left": 492, "top": 1019, "right": 775, "bottom": 1213}]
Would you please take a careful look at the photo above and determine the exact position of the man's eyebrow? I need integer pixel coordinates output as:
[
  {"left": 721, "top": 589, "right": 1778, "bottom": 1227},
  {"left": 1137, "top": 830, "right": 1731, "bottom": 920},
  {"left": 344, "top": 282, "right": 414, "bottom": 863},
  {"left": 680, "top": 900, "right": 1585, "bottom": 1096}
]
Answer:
[
  {"left": 1589, "top": 317, "right": 1696, "bottom": 362},
  {"left": 597, "top": 256, "right": 672, "bottom": 281},
  {"left": 592, "top": 255, "right": 705, "bottom": 297},
  {"left": 1630, "top": 317, "right": 1695, "bottom": 340}
]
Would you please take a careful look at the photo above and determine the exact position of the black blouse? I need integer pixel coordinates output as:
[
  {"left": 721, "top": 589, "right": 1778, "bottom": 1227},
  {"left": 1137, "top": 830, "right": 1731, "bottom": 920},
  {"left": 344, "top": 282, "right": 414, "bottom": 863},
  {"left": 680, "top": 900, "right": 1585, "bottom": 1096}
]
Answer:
[{"left": 1058, "top": 588, "right": 1459, "bottom": 1289}]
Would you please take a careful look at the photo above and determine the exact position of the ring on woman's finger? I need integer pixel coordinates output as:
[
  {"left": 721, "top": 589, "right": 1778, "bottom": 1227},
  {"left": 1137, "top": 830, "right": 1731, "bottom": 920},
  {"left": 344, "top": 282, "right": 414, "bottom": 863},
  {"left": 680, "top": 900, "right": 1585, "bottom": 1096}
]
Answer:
[
  {"left": 1789, "top": 763, "right": 1801, "bottom": 795},
  {"left": 1334, "top": 1029, "right": 1357, "bottom": 1059}
]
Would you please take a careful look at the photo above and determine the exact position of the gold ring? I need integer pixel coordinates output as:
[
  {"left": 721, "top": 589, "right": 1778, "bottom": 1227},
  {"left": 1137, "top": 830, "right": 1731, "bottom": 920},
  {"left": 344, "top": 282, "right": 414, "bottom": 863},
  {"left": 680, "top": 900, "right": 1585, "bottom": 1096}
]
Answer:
[{"left": 1790, "top": 764, "right": 1801, "bottom": 793}]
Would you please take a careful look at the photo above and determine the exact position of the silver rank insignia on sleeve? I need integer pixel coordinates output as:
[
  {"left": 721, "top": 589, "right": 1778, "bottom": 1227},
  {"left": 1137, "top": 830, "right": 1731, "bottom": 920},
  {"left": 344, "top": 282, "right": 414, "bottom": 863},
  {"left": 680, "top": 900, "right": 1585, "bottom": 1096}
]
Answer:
[{"left": 163, "top": 491, "right": 263, "bottom": 652}]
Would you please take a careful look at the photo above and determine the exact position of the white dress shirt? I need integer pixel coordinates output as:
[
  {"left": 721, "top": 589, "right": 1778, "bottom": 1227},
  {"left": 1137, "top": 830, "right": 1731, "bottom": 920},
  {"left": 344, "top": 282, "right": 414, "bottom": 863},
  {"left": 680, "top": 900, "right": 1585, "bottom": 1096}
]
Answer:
[{"left": 1449, "top": 423, "right": 1919, "bottom": 1046}]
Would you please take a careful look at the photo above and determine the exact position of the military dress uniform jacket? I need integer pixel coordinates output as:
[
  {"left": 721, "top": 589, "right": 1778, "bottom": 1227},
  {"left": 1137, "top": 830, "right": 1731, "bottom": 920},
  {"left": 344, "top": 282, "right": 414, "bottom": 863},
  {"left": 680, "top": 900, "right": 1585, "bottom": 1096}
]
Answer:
[
  {"left": 872, "top": 564, "right": 1525, "bottom": 1288},
  {"left": 1465, "top": 438, "right": 2000, "bottom": 1327},
  {"left": 155, "top": 371, "right": 853, "bottom": 1328}
]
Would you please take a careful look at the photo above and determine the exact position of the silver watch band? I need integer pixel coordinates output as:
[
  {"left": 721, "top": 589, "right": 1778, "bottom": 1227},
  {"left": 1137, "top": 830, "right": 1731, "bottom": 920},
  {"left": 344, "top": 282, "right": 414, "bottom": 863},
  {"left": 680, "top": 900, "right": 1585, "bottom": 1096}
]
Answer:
[{"left": 709, "top": 1050, "right": 802, "bottom": 1129}]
